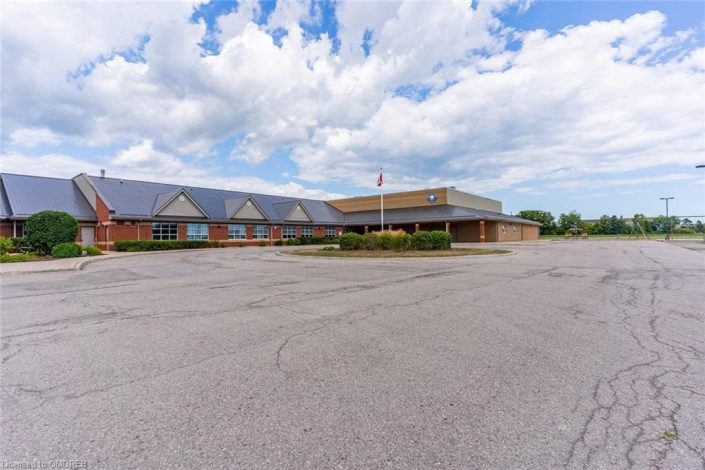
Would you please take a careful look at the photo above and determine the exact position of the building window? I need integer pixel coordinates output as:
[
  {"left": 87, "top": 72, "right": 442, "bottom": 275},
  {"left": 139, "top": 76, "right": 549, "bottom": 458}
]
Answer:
[
  {"left": 228, "top": 224, "right": 246, "bottom": 240},
  {"left": 513, "top": 225, "right": 518, "bottom": 233},
  {"left": 325, "top": 226, "right": 336, "bottom": 237},
  {"left": 301, "top": 226, "right": 313, "bottom": 238},
  {"left": 283, "top": 226, "right": 296, "bottom": 239},
  {"left": 152, "top": 223, "right": 178, "bottom": 240},
  {"left": 502, "top": 225, "right": 507, "bottom": 234},
  {"left": 252, "top": 225, "right": 269, "bottom": 239},
  {"left": 187, "top": 223, "right": 209, "bottom": 240}
]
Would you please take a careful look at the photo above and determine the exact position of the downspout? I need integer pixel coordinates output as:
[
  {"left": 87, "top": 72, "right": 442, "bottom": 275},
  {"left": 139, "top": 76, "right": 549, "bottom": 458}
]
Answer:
[{"left": 13, "top": 220, "right": 16, "bottom": 238}]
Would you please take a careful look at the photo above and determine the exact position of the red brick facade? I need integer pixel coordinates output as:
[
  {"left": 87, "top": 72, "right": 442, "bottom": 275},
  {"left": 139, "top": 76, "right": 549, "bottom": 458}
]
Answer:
[
  {"left": 89, "top": 192, "right": 343, "bottom": 250},
  {"left": 0, "top": 221, "right": 23, "bottom": 238}
]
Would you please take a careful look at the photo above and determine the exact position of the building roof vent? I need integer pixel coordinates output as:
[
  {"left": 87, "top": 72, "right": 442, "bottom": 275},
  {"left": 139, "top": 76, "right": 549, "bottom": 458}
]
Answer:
[{"left": 100, "top": 169, "right": 106, "bottom": 178}]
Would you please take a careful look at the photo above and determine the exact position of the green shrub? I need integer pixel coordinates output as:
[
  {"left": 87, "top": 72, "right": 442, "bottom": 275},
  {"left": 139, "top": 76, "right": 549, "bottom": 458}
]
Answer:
[
  {"left": 274, "top": 239, "right": 284, "bottom": 246},
  {"left": 25, "top": 211, "right": 79, "bottom": 255},
  {"left": 411, "top": 231, "right": 434, "bottom": 250},
  {"left": 83, "top": 246, "right": 103, "bottom": 256},
  {"left": 287, "top": 236, "right": 338, "bottom": 246},
  {"left": 339, "top": 232, "right": 364, "bottom": 250},
  {"left": 390, "top": 233, "right": 413, "bottom": 250},
  {"left": 51, "top": 242, "right": 82, "bottom": 258},
  {"left": 377, "top": 232, "right": 393, "bottom": 250},
  {"left": 114, "top": 240, "right": 220, "bottom": 252},
  {"left": 363, "top": 233, "right": 379, "bottom": 250},
  {"left": 0, "top": 236, "right": 12, "bottom": 255},
  {"left": 258, "top": 240, "right": 267, "bottom": 247},
  {"left": 429, "top": 231, "right": 452, "bottom": 250},
  {"left": 9, "top": 237, "right": 31, "bottom": 254}
]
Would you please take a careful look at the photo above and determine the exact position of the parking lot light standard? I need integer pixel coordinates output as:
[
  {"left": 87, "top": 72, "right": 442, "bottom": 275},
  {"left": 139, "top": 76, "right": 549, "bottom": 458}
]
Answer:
[{"left": 660, "top": 196, "right": 674, "bottom": 240}]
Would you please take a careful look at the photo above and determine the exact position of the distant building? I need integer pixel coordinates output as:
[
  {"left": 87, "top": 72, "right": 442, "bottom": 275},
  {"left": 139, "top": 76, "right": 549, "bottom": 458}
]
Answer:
[{"left": 0, "top": 173, "right": 540, "bottom": 249}]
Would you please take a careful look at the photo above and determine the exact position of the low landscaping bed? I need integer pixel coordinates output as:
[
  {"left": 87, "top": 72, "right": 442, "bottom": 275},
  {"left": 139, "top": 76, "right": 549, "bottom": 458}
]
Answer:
[
  {"left": 0, "top": 253, "right": 45, "bottom": 263},
  {"left": 288, "top": 248, "right": 511, "bottom": 258},
  {"left": 114, "top": 240, "right": 221, "bottom": 252}
]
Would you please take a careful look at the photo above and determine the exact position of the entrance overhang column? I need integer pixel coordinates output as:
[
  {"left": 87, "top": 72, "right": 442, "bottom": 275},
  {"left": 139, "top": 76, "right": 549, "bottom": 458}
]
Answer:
[{"left": 479, "top": 220, "right": 485, "bottom": 243}]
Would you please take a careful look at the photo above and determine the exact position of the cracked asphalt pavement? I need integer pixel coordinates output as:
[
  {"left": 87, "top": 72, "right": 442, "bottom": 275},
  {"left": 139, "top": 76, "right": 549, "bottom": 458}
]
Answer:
[{"left": 1, "top": 241, "right": 704, "bottom": 469}]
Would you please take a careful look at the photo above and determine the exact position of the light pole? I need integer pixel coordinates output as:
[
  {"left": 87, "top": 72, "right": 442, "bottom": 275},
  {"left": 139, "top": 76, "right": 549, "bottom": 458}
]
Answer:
[
  {"left": 698, "top": 166, "right": 705, "bottom": 242},
  {"left": 660, "top": 196, "right": 674, "bottom": 240}
]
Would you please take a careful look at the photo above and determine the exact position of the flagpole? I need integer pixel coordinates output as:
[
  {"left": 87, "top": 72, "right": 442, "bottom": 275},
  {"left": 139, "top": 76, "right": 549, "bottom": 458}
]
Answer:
[
  {"left": 381, "top": 188, "right": 384, "bottom": 231},
  {"left": 379, "top": 168, "right": 384, "bottom": 231}
]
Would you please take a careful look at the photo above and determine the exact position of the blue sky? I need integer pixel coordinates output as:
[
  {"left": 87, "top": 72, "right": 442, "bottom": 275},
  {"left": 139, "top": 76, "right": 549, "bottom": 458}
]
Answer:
[{"left": 1, "top": 0, "right": 703, "bottom": 218}]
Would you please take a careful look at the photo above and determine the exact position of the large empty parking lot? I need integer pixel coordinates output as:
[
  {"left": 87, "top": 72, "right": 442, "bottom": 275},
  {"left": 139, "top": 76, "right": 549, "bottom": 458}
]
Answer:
[{"left": 1, "top": 241, "right": 704, "bottom": 469}]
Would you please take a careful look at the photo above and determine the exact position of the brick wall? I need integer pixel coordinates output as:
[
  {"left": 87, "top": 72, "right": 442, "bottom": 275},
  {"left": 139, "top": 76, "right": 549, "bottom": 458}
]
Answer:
[
  {"left": 209, "top": 225, "right": 228, "bottom": 241},
  {"left": 0, "top": 221, "right": 23, "bottom": 238}
]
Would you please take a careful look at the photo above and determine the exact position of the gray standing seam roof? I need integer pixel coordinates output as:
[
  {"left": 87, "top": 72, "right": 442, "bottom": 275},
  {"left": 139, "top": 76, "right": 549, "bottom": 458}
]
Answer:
[
  {"left": 341, "top": 204, "right": 541, "bottom": 226},
  {"left": 0, "top": 173, "right": 538, "bottom": 227},
  {"left": 0, "top": 178, "right": 12, "bottom": 218},
  {"left": 0, "top": 173, "right": 96, "bottom": 220},
  {"left": 88, "top": 176, "right": 346, "bottom": 224}
]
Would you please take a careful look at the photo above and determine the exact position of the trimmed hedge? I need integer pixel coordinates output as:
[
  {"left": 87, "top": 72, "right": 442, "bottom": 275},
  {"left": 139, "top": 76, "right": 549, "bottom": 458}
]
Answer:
[
  {"left": 84, "top": 246, "right": 103, "bottom": 256},
  {"left": 114, "top": 240, "right": 221, "bottom": 252},
  {"left": 340, "top": 230, "right": 450, "bottom": 251},
  {"left": 51, "top": 242, "right": 82, "bottom": 258},
  {"left": 287, "top": 236, "right": 338, "bottom": 246},
  {"left": 25, "top": 211, "right": 79, "bottom": 255},
  {"left": 430, "top": 231, "right": 452, "bottom": 250},
  {"left": 339, "top": 232, "right": 365, "bottom": 250}
]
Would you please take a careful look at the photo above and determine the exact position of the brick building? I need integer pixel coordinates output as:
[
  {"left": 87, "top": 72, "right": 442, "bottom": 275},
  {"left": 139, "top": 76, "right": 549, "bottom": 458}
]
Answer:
[{"left": 0, "top": 173, "right": 540, "bottom": 249}]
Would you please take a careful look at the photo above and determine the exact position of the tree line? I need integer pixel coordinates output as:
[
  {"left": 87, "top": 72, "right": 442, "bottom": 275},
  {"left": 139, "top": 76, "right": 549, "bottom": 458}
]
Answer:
[{"left": 516, "top": 210, "right": 705, "bottom": 235}]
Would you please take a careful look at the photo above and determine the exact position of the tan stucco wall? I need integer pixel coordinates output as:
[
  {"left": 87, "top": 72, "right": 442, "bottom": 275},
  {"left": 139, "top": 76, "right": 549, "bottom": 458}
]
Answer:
[
  {"left": 158, "top": 195, "right": 206, "bottom": 218},
  {"left": 287, "top": 205, "right": 311, "bottom": 222},
  {"left": 446, "top": 188, "right": 502, "bottom": 213},
  {"left": 328, "top": 188, "right": 448, "bottom": 212},
  {"left": 72, "top": 174, "right": 97, "bottom": 210},
  {"left": 232, "top": 201, "right": 266, "bottom": 220}
]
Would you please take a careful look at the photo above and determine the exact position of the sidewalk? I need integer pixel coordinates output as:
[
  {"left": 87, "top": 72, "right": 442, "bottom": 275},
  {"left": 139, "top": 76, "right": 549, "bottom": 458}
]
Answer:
[{"left": 0, "top": 252, "right": 134, "bottom": 276}]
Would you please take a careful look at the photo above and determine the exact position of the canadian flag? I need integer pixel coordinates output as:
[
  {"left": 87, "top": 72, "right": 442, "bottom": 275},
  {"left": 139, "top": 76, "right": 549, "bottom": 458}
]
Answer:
[{"left": 377, "top": 170, "right": 383, "bottom": 187}]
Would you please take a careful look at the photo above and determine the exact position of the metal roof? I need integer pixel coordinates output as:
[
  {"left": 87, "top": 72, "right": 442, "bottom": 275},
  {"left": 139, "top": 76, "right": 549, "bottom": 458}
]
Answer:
[
  {"left": 0, "top": 173, "right": 540, "bottom": 228},
  {"left": 0, "top": 173, "right": 96, "bottom": 220},
  {"left": 341, "top": 204, "right": 541, "bottom": 226},
  {"left": 0, "top": 178, "right": 11, "bottom": 218},
  {"left": 88, "top": 175, "right": 346, "bottom": 224}
]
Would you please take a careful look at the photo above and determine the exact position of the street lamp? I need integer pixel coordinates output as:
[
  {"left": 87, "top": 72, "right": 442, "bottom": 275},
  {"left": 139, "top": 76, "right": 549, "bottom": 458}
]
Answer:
[{"left": 660, "top": 196, "right": 674, "bottom": 240}]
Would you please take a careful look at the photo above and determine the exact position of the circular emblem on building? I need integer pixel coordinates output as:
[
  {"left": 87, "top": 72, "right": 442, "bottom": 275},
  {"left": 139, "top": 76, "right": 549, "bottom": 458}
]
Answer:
[
  {"left": 427, "top": 192, "right": 437, "bottom": 203},
  {"left": 178, "top": 195, "right": 186, "bottom": 202}
]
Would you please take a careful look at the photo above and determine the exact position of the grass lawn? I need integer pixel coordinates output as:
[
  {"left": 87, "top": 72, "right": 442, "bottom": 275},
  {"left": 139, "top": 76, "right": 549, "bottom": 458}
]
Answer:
[
  {"left": 540, "top": 234, "right": 704, "bottom": 241},
  {"left": 287, "top": 248, "right": 511, "bottom": 258}
]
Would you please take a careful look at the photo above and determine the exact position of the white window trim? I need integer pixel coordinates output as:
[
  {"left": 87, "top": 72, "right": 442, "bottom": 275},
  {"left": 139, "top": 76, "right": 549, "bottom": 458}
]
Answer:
[
  {"left": 252, "top": 225, "right": 269, "bottom": 239},
  {"left": 186, "top": 223, "right": 209, "bottom": 240},
  {"left": 228, "top": 224, "right": 246, "bottom": 240},
  {"left": 152, "top": 222, "right": 178, "bottom": 241}
]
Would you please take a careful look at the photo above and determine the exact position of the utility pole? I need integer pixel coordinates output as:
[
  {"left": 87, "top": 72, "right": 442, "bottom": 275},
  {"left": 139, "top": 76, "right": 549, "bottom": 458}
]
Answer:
[{"left": 660, "top": 197, "right": 674, "bottom": 240}]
